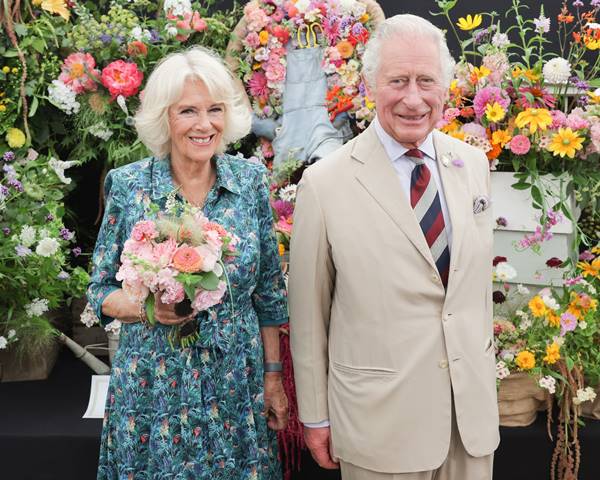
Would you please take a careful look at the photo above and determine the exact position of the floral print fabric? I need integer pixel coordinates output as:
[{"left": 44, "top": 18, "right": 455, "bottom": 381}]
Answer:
[{"left": 87, "top": 155, "right": 288, "bottom": 480}]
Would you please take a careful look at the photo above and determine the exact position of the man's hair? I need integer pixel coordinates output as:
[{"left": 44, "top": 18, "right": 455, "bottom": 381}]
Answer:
[
  {"left": 362, "top": 14, "right": 456, "bottom": 91},
  {"left": 135, "top": 47, "right": 251, "bottom": 159}
]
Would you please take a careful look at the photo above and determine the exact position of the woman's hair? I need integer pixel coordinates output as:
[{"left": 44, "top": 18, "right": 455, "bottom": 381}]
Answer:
[
  {"left": 362, "top": 14, "right": 456, "bottom": 91},
  {"left": 135, "top": 47, "right": 251, "bottom": 158}
]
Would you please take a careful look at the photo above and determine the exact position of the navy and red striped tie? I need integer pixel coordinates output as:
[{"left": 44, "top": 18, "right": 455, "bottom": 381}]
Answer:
[{"left": 406, "top": 149, "right": 450, "bottom": 288}]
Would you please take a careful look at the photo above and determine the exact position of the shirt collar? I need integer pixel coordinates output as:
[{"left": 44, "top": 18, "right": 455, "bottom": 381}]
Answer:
[
  {"left": 373, "top": 115, "right": 436, "bottom": 162},
  {"left": 150, "top": 154, "right": 241, "bottom": 201}
]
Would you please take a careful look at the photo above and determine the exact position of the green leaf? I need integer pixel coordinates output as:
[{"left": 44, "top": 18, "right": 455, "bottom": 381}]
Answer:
[
  {"left": 566, "top": 356, "right": 575, "bottom": 373},
  {"left": 145, "top": 295, "right": 156, "bottom": 326},
  {"left": 31, "top": 38, "right": 46, "bottom": 54},
  {"left": 29, "top": 96, "right": 39, "bottom": 118},
  {"left": 184, "top": 283, "right": 196, "bottom": 301},
  {"left": 13, "top": 23, "right": 28, "bottom": 37},
  {"left": 199, "top": 271, "right": 219, "bottom": 291},
  {"left": 511, "top": 182, "right": 531, "bottom": 190},
  {"left": 531, "top": 185, "right": 543, "bottom": 206}
]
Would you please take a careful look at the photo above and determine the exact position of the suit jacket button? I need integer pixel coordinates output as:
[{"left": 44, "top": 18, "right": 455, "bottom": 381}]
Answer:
[{"left": 438, "top": 360, "right": 449, "bottom": 369}]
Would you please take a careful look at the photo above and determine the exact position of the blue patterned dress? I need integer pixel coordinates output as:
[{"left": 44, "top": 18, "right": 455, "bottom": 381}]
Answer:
[{"left": 87, "top": 154, "right": 288, "bottom": 480}]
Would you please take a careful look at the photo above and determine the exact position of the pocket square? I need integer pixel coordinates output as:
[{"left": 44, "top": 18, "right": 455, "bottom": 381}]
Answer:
[{"left": 473, "top": 195, "right": 491, "bottom": 214}]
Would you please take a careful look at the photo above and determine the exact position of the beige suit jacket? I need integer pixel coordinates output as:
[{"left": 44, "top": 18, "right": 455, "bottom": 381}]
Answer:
[{"left": 289, "top": 125, "right": 500, "bottom": 473}]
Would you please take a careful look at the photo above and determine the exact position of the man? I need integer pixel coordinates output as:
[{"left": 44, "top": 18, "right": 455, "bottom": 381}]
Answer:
[{"left": 289, "top": 14, "right": 499, "bottom": 480}]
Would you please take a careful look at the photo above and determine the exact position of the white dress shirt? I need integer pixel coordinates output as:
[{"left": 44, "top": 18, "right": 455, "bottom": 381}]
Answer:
[{"left": 304, "top": 119, "right": 453, "bottom": 429}]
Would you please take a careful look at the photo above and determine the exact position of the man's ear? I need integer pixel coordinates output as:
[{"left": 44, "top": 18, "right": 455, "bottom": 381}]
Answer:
[{"left": 361, "top": 73, "right": 374, "bottom": 99}]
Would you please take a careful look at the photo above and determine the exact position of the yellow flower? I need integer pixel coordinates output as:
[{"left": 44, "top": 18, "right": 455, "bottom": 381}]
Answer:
[
  {"left": 516, "top": 350, "right": 536, "bottom": 370},
  {"left": 32, "top": 0, "right": 43, "bottom": 4},
  {"left": 365, "top": 96, "right": 375, "bottom": 110},
  {"left": 11, "top": 67, "right": 18, "bottom": 74},
  {"left": 6, "top": 127, "right": 26, "bottom": 148},
  {"left": 449, "top": 130, "right": 466, "bottom": 141},
  {"left": 577, "top": 260, "right": 599, "bottom": 278},
  {"left": 336, "top": 40, "right": 354, "bottom": 59},
  {"left": 258, "top": 30, "right": 269, "bottom": 45},
  {"left": 591, "top": 246, "right": 600, "bottom": 254},
  {"left": 457, "top": 14, "right": 483, "bottom": 31},
  {"left": 512, "top": 66, "right": 524, "bottom": 78},
  {"left": 1, "top": 66, "right": 9, "bottom": 74},
  {"left": 278, "top": 243, "right": 285, "bottom": 256},
  {"left": 515, "top": 108, "right": 552, "bottom": 133},
  {"left": 0, "top": 105, "right": 6, "bottom": 112},
  {"left": 359, "top": 13, "right": 370, "bottom": 23},
  {"left": 471, "top": 65, "right": 491, "bottom": 82},
  {"left": 567, "top": 304, "right": 582, "bottom": 320},
  {"left": 528, "top": 295, "right": 547, "bottom": 317},
  {"left": 492, "top": 129, "right": 512, "bottom": 147},
  {"left": 543, "top": 342, "right": 561, "bottom": 365},
  {"left": 585, "top": 37, "right": 600, "bottom": 50},
  {"left": 40, "top": 0, "right": 70, "bottom": 21},
  {"left": 485, "top": 102, "right": 506, "bottom": 122},
  {"left": 524, "top": 70, "right": 541, "bottom": 82},
  {"left": 588, "top": 90, "right": 600, "bottom": 104},
  {"left": 548, "top": 127, "right": 584, "bottom": 158},
  {"left": 546, "top": 310, "right": 561, "bottom": 328}
]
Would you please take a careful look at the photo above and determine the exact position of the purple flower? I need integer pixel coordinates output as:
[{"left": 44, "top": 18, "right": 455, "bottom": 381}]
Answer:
[
  {"left": 560, "top": 312, "right": 577, "bottom": 336},
  {"left": 8, "top": 179, "right": 23, "bottom": 192},
  {"left": 46, "top": 214, "right": 54, "bottom": 222},
  {"left": 149, "top": 29, "right": 160, "bottom": 43},
  {"left": 474, "top": 28, "right": 488, "bottom": 45},
  {"left": 579, "top": 250, "right": 595, "bottom": 261},
  {"left": 472, "top": 87, "right": 510, "bottom": 118},
  {"left": 593, "top": 0, "right": 600, "bottom": 7},
  {"left": 15, "top": 245, "right": 32, "bottom": 257},
  {"left": 72, "top": 247, "right": 82, "bottom": 257},
  {"left": 496, "top": 217, "right": 508, "bottom": 227},
  {"left": 2, "top": 227, "right": 10, "bottom": 235},
  {"left": 2, "top": 151, "right": 15, "bottom": 162},
  {"left": 2, "top": 164, "right": 17, "bottom": 181},
  {"left": 573, "top": 0, "right": 584, "bottom": 7},
  {"left": 451, "top": 158, "right": 464, "bottom": 167},
  {"left": 570, "top": 76, "right": 589, "bottom": 90},
  {"left": 271, "top": 199, "right": 294, "bottom": 218},
  {"left": 0, "top": 185, "right": 8, "bottom": 198},
  {"left": 546, "top": 210, "right": 563, "bottom": 226},
  {"left": 60, "top": 228, "right": 74, "bottom": 241},
  {"left": 565, "top": 275, "right": 584, "bottom": 286},
  {"left": 99, "top": 34, "right": 112, "bottom": 44}
]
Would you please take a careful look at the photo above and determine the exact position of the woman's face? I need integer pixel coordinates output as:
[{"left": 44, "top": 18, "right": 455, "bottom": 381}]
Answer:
[{"left": 168, "top": 78, "right": 225, "bottom": 166}]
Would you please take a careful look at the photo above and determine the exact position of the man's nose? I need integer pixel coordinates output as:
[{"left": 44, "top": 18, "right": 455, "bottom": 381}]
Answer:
[{"left": 402, "top": 80, "right": 423, "bottom": 108}]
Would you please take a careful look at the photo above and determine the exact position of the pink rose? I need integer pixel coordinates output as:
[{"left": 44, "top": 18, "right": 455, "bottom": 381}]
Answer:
[
  {"left": 131, "top": 220, "right": 158, "bottom": 242},
  {"left": 101, "top": 60, "right": 144, "bottom": 98},
  {"left": 550, "top": 110, "right": 567, "bottom": 129},
  {"left": 191, "top": 280, "right": 227, "bottom": 311},
  {"left": 509, "top": 135, "right": 531, "bottom": 155},
  {"left": 265, "top": 61, "right": 286, "bottom": 84}
]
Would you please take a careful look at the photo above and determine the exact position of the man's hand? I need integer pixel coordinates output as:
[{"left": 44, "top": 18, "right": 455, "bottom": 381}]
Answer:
[
  {"left": 263, "top": 373, "right": 289, "bottom": 431},
  {"left": 304, "top": 426, "right": 339, "bottom": 469}
]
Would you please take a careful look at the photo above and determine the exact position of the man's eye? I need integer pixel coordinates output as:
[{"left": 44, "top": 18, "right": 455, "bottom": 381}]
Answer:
[{"left": 210, "top": 106, "right": 224, "bottom": 113}]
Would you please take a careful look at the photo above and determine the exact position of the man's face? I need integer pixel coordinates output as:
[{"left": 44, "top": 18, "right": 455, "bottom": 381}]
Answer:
[{"left": 368, "top": 35, "right": 447, "bottom": 148}]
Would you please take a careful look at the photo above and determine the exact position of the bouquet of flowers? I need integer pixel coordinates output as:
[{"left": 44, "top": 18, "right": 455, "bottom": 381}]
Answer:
[
  {"left": 492, "top": 252, "right": 600, "bottom": 480},
  {"left": 116, "top": 202, "right": 238, "bottom": 348},
  {"left": 433, "top": 0, "right": 600, "bottom": 243}
]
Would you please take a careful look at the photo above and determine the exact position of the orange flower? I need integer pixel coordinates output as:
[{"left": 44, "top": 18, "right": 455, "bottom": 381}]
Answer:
[
  {"left": 546, "top": 310, "right": 561, "bottom": 328},
  {"left": 516, "top": 350, "right": 536, "bottom": 370},
  {"left": 487, "top": 142, "right": 502, "bottom": 160},
  {"left": 259, "top": 30, "right": 269, "bottom": 45},
  {"left": 172, "top": 246, "right": 203, "bottom": 273},
  {"left": 336, "top": 40, "right": 354, "bottom": 59}
]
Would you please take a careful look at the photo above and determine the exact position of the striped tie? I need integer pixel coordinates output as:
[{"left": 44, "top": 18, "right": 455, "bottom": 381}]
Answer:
[{"left": 406, "top": 149, "right": 450, "bottom": 288}]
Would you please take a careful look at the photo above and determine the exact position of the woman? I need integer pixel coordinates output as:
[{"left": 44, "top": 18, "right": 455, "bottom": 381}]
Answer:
[{"left": 87, "top": 47, "right": 289, "bottom": 479}]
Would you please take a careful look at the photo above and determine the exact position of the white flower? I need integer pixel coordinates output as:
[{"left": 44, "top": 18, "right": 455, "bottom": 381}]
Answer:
[
  {"left": 48, "top": 157, "right": 77, "bottom": 185},
  {"left": 25, "top": 298, "right": 49, "bottom": 318},
  {"left": 89, "top": 122, "right": 113, "bottom": 141},
  {"left": 7, "top": 329, "right": 16, "bottom": 339},
  {"left": 278, "top": 184, "right": 297, "bottom": 202},
  {"left": 48, "top": 79, "right": 80, "bottom": 115},
  {"left": 27, "top": 149, "right": 39, "bottom": 162},
  {"left": 36, "top": 237, "right": 60, "bottom": 257},
  {"left": 57, "top": 271, "right": 70, "bottom": 280},
  {"left": 543, "top": 57, "right": 571, "bottom": 84},
  {"left": 542, "top": 295, "right": 560, "bottom": 311},
  {"left": 0, "top": 336, "right": 7, "bottom": 349},
  {"left": 573, "top": 386, "right": 597, "bottom": 405},
  {"left": 295, "top": 0, "right": 310, "bottom": 13},
  {"left": 495, "top": 262, "right": 517, "bottom": 281},
  {"left": 517, "top": 284, "right": 530, "bottom": 296},
  {"left": 586, "top": 22, "right": 600, "bottom": 30},
  {"left": 496, "top": 360, "right": 510, "bottom": 380},
  {"left": 500, "top": 351, "right": 515, "bottom": 362},
  {"left": 116, "top": 95, "right": 128, "bottom": 115},
  {"left": 579, "top": 321, "right": 588, "bottom": 330},
  {"left": 163, "top": 0, "right": 192, "bottom": 16},
  {"left": 80, "top": 303, "right": 100, "bottom": 328},
  {"left": 492, "top": 32, "right": 510, "bottom": 48},
  {"left": 539, "top": 376, "right": 556, "bottom": 394},
  {"left": 533, "top": 15, "right": 551, "bottom": 33},
  {"left": 20, "top": 225, "right": 36, "bottom": 247},
  {"left": 519, "top": 317, "right": 533, "bottom": 331},
  {"left": 104, "top": 319, "right": 122, "bottom": 335},
  {"left": 166, "top": 25, "right": 178, "bottom": 38},
  {"left": 553, "top": 335, "right": 565, "bottom": 347}
]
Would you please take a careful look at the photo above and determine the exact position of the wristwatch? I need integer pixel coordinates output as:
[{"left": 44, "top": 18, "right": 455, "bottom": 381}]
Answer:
[{"left": 264, "top": 361, "right": 283, "bottom": 372}]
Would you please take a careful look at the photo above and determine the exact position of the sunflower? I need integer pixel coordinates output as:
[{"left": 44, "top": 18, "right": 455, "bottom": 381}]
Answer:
[
  {"left": 548, "top": 128, "right": 584, "bottom": 158},
  {"left": 528, "top": 295, "right": 547, "bottom": 317},
  {"left": 457, "top": 14, "right": 483, "bottom": 31},
  {"left": 515, "top": 108, "right": 552, "bottom": 133},
  {"left": 485, "top": 102, "right": 505, "bottom": 122}
]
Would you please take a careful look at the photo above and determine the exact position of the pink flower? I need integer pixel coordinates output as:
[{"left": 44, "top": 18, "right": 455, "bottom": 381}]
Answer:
[
  {"left": 473, "top": 86, "right": 510, "bottom": 118},
  {"left": 265, "top": 60, "right": 286, "bottom": 84},
  {"left": 59, "top": 53, "right": 100, "bottom": 94},
  {"left": 566, "top": 111, "right": 590, "bottom": 130},
  {"left": 590, "top": 122, "right": 600, "bottom": 151},
  {"left": 195, "top": 245, "right": 219, "bottom": 272},
  {"left": 153, "top": 238, "right": 177, "bottom": 268},
  {"left": 509, "top": 135, "right": 531, "bottom": 155},
  {"left": 172, "top": 245, "right": 203, "bottom": 273},
  {"left": 443, "top": 108, "right": 460, "bottom": 122},
  {"left": 131, "top": 220, "right": 158, "bottom": 242},
  {"left": 101, "top": 60, "right": 144, "bottom": 98},
  {"left": 560, "top": 312, "right": 577, "bottom": 336},
  {"left": 462, "top": 122, "right": 487, "bottom": 138},
  {"left": 272, "top": 199, "right": 294, "bottom": 218},
  {"left": 191, "top": 12, "right": 207, "bottom": 32},
  {"left": 244, "top": 31, "right": 260, "bottom": 48},
  {"left": 248, "top": 71, "right": 269, "bottom": 100},
  {"left": 153, "top": 268, "right": 185, "bottom": 304},
  {"left": 271, "top": 8, "right": 285, "bottom": 23},
  {"left": 191, "top": 280, "right": 227, "bottom": 311},
  {"left": 550, "top": 110, "right": 567, "bottom": 129},
  {"left": 260, "top": 138, "right": 274, "bottom": 158},
  {"left": 276, "top": 216, "right": 293, "bottom": 235},
  {"left": 244, "top": 3, "right": 270, "bottom": 31}
]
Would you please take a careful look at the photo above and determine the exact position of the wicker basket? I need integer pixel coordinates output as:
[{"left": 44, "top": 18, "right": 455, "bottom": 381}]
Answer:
[
  {"left": 498, "top": 373, "right": 548, "bottom": 427},
  {"left": 581, "top": 387, "right": 600, "bottom": 420}
]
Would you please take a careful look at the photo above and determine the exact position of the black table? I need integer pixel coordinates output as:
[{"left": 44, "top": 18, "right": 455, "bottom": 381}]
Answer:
[{"left": 1, "top": 349, "right": 599, "bottom": 480}]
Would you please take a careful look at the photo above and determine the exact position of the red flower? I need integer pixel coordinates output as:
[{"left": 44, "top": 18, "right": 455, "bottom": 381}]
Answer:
[
  {"left": 493, "top": 290, "right": 506, "bottom": 304},
  {"left": 127, "top": 41, "right": 148, "bottom": 58},
  {"left": 493, "top": 256, "right": 507, "bottom": 266},
  {"left": 271, "top": 25, "right": 290, "bottom": 44},
  {"left": 546, "top": 257, "right": 563, "bottom": 268},
  {"left": 101, "top": 60, "right": 143, "bottom": 98},
  {"left": 140, "top": 434, "right": 149, "bottom": 444}
]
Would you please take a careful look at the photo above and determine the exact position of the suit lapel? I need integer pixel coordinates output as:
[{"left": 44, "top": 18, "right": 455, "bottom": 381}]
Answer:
[
  {"left": 433, "top": 130, "right": 470, "bottom": 291},
  {"left": 352, "top": 125, "right": 437, "bottom": 271}
]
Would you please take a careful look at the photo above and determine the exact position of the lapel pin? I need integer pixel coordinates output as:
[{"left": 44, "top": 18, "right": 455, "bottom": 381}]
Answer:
[{"left": 440, "top": 154, "right": 450, "bottom": 167}]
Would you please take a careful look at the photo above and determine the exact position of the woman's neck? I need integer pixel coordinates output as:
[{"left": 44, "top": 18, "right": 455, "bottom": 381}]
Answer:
[{"left": 170, "top": 155, "right": 216, "bottom": 207}]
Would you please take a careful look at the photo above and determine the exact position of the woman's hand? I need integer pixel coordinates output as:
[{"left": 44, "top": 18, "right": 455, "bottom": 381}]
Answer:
[
  {"left": 263, "top": 373, "right": 289, "bottom": 431},
  {"left": 153, "top": 293, "right": 194, "bottom": 325}
]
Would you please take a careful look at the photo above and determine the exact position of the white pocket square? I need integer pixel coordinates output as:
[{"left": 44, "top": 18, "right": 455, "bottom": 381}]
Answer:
[{"left": 473, "top": 195, "right": 491, "bottom": 214}]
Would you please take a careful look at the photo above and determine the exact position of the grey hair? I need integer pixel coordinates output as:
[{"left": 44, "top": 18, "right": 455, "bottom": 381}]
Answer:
[
  {"left": 362, "top": 14, "right": 456, "bottom": 91},
  {"left": 135, "top": 47, "right": 251, "bottom": 159}
]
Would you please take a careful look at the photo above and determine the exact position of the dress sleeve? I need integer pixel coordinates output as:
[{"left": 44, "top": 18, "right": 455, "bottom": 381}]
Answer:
[
  {"left": 251, "top": 166, "right": 289, "bottom": 327},
  {"left": 86, "top": 170, "right": 127, "bottom": 326}
]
